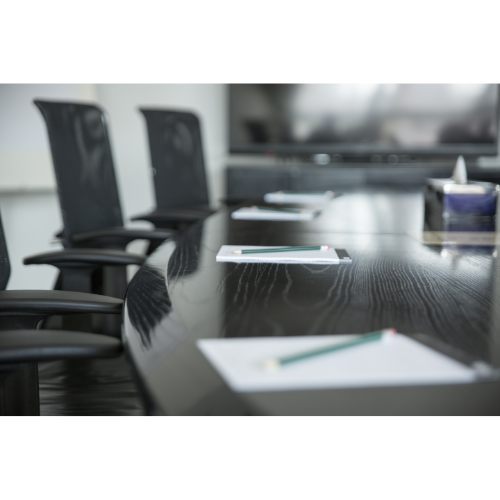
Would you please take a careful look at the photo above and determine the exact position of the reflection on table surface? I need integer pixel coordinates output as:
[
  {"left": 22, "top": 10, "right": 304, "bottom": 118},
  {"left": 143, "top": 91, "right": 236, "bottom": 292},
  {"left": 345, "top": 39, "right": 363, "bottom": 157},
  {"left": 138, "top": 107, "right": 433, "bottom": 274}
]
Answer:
[{"left": 123, "top": 187, "right": 500, "bottom": 415}]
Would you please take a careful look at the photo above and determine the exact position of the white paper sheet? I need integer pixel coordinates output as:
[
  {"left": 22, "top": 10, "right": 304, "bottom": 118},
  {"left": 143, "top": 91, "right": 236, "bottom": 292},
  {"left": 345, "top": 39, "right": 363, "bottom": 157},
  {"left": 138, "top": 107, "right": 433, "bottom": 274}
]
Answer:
[
  {"left": 264, "top": 191, "right": 335, "bottom": 204},
  {"left": 197, "top": 334, "right": 484, "bottom": 392},
  {"left": 231, "top": 207, "right": 320, "bottom": 221},
  {"left": 216, "top": 245, "right": 341, "bottom": 264}
]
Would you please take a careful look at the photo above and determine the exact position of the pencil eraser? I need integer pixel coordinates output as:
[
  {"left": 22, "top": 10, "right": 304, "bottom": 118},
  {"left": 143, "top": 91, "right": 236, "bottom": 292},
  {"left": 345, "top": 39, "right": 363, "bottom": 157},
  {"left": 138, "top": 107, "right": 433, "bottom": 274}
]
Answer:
[{"left": 382, "top": 329, "right": 397, "bottom": 343}]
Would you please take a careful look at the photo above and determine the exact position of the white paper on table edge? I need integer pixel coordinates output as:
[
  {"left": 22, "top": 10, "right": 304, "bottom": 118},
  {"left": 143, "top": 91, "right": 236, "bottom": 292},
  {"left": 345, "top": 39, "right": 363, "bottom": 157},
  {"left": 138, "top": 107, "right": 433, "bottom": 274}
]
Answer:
[{"left": 196, "top": 335, "right": 489, "bottom": 392}]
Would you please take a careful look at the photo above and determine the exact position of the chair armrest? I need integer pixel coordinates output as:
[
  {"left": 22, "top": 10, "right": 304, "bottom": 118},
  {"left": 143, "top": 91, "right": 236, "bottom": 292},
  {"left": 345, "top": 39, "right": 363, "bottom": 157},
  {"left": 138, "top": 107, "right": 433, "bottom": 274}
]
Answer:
[
  {"left": 131, "top": 207, "right": 214, "bottom": 224},
  {"left": 70, "top": 227, "right": 176, "bottom": 246},
  {"left": 24, "top": 248, "right": 145, "bottom": 268},
  {"left": 0, "top": 330, "right": 122, "bottom": 363},
  {"left": 0, "top": 290, "right": 122, "bottom": 316}
]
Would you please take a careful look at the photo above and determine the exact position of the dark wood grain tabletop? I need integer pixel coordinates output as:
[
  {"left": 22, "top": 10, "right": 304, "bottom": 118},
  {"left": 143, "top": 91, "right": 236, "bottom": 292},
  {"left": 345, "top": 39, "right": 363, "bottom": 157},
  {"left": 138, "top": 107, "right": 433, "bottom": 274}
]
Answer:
[{"left": 123, "top": 187, "right": 500, "bottom": 415}]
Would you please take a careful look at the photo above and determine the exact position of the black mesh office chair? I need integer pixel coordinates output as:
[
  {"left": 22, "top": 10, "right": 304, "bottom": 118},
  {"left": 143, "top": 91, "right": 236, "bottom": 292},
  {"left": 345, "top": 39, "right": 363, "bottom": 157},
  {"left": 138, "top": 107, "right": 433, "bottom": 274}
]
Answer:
[
  {"left": 32, "top": 100, "right": 176, "bottom": 301},
  {"left": 132, "top": 109, "right": 215, "bottom": 233},
  {"left": 0, "top": 210, "right": 123, "bottom": 415}
]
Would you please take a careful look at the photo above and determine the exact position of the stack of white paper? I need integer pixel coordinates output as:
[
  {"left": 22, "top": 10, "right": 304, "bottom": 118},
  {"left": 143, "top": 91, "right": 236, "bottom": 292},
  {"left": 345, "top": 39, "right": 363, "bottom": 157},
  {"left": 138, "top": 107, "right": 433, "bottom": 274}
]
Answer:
[
  {"left": 264, "top": 191, "right": 335, "bottom": 204},
  {"left": 216, "top": 245, "right": 346, "bottom": 264},
  {"left": 231, "top": 206, "right": 320, "bottom": 221},
  {"left": 197, "top": 334, "right": 493, "bottom": 392}
]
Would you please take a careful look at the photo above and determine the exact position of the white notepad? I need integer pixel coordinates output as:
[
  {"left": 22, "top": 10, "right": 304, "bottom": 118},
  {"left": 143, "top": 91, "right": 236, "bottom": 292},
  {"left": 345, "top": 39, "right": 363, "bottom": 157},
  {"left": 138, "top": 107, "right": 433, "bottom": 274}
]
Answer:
[
  {"left": 264, "top": 191, "right": 335, "bottom": 204},
  {"left": 231, "top": 206, "right": 320, "bottom": 221},
  {"left": 216, "top": 245, "right": 345, "bottom": 264},
  {"left": 198, "top": 334, "right": 497, "bottom": 392}
]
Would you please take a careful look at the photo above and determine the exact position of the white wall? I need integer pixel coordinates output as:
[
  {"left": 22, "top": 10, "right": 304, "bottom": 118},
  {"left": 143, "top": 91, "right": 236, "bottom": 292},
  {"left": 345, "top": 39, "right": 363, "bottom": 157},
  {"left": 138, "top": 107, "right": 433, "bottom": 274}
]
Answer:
[
  {"left": 95, "top": 84, "right": 228, "bottom": 220},
  {"left": 0, "top": 84, "right": 97, "bottom": 190},
  {"left": 0, "top": 192, "right": 62, "bottom": 290}
]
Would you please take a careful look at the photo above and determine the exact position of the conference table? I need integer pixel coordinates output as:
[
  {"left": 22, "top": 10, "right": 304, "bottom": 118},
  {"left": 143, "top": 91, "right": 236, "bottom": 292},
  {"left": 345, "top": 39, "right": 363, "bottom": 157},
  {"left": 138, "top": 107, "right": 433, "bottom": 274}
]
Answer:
[{"left": 122, "top": 186, "right": 500, "bottom": 415}]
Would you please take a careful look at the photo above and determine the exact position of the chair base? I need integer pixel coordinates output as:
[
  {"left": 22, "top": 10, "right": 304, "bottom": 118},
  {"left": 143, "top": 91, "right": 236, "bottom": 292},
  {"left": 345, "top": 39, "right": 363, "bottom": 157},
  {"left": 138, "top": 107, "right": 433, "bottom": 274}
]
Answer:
[{"left": 0, "top": 363, "right": 39, "bottom": 416}]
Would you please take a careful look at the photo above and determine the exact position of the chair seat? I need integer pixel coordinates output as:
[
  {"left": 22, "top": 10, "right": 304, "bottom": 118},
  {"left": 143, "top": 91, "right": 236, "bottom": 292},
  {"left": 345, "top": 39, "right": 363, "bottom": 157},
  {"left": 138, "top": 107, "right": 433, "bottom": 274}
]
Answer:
[{"left": 24, "top": 248, "right": 146, "bottom": 267}]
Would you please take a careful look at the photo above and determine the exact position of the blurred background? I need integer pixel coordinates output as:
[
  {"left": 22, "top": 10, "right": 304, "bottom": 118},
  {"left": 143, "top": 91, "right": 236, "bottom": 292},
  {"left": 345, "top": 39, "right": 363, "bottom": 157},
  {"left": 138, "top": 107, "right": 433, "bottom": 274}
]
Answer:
[{"left": 1, "top": 83, "right": 499, "bottom": 290}]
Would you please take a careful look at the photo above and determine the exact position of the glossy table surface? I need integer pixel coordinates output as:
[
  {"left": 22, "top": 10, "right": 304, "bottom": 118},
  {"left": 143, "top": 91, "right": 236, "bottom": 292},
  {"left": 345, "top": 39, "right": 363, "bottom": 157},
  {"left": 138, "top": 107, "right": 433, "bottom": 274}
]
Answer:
[{"left": 123, "top": 187, "right": 500, "bottom": 415}]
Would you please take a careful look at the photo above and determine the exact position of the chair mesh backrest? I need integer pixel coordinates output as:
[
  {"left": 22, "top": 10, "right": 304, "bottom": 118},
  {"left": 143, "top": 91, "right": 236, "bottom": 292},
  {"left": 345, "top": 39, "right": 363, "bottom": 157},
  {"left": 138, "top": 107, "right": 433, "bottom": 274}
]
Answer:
[
  {"left": 0, "top": 210, "right": 11, "bottom": 291},
  {"left": 139, "top": 109, "right": 209, "bottom": 208},
  {"left": 34, "top": 101, "right": 124, "bottom": 241}
]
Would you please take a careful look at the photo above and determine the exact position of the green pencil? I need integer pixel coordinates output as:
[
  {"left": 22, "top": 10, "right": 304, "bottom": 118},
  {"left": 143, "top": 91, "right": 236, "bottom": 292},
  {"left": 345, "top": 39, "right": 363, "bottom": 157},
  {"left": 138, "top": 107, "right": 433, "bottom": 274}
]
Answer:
[
  {"left": 277, "top": 191, "right": 334, "bottom": 195},
  {"left": 262, "top": 329, "right": 397, "bottom": 370},
  {"left": 234, "top": 245, "right": 330, "bottom": 255}
]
